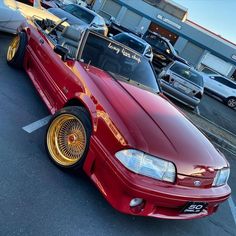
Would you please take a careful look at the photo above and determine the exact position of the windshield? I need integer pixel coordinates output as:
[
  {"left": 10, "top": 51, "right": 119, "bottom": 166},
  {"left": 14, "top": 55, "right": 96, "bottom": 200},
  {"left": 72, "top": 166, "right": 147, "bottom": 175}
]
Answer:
[
  {"left": 144, "top": 34, "right": 169, "bottom": 52},
  {"left": 112, "top": 34, "right": 145, "bottom": 54},
  {"left": 170, "top": 63, "right": 203, "bottom": 86},
  {"left": 62, "top": 4, "right": 94, "bottom": 24},
  {"left": 80, "top": 32, "right": 159, "bottom": 92},
  {"left": 144, "top": 32, "right": 177, "bottom": 56}
]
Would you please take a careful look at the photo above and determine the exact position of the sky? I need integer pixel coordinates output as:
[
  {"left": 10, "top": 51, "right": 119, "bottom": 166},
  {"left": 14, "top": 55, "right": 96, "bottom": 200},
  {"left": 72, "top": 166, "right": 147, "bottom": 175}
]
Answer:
[{"left": 173, "top": 0, "right": 236, "bottom": 43}]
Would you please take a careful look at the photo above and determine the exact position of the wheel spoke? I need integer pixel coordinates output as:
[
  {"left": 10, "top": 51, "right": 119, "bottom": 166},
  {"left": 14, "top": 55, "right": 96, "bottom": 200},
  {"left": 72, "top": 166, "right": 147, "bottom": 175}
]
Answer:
[
  {"left": 228, "top": 98, "right": 236, "bottom": 108},
  {"left": 47, "top": 114, "right": 87, "bottom": 166},
  {"left": 7, "top": 35, "right": 20, "bottom": 61}
]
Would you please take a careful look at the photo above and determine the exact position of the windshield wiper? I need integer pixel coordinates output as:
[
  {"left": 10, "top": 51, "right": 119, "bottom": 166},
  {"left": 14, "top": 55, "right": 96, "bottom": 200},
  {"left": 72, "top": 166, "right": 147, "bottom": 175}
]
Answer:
[
  {"left": 108, "top": 72, "right": 158, "bottom": 94},
  {"left": 107, "top": 72, "right": 159, "bottom": 94},
  {"left": 107, "top": 71, "right": 130, "bottom": 82}
]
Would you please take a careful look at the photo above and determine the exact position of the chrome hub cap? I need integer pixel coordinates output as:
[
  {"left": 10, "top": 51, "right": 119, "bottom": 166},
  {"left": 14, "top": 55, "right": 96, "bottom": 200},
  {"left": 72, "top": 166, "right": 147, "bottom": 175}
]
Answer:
[{"left": 227, "top": 98, "right": 236, "bottom": 108}]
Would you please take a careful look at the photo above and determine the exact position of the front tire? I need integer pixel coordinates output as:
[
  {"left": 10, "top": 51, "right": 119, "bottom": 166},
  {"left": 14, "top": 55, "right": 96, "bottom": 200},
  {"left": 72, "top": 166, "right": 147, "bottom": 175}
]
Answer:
[
  {"left": 7, "top": 32, "right": 27, "bottom": 69},
  {"left": 45, "top": 106, "right": 92, "bottom": 170},
  {"left": 226, "top": 97, "right": 236, "bottom": 108}
]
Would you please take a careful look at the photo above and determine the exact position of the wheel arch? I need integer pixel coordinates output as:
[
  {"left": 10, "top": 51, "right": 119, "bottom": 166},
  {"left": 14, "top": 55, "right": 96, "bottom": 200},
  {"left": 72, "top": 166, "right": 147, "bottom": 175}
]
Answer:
[
  {"left": 225, "top": 96, "right": 236, "bottom": 102},
  {"left": 64, "top": 95, "right": 98, "bottom": 132},
  {"left": 226, "top": 96, "right": 236, "bottom": 99}
]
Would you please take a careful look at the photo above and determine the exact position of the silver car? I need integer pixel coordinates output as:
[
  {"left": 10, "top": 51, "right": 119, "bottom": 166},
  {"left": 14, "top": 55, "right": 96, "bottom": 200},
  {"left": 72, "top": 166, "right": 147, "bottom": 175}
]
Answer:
[
  {"left": 203, "top": 74, "right": 236, "bottom": 108},
  {"left": 0, "top": 0, "right": 25, "bottom": 34},
  {"left": 48, "top": 4, "right": 108, "bottom": 36},
  {"left": 158, "top": 61, "right": 204, "bottom": 109}
]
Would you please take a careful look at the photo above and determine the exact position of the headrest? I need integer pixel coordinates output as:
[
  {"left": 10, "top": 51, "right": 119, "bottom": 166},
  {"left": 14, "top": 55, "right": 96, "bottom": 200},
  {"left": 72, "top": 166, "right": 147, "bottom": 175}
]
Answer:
[{"left": 61, "top": 26, "right": 81, "bottom": 42}]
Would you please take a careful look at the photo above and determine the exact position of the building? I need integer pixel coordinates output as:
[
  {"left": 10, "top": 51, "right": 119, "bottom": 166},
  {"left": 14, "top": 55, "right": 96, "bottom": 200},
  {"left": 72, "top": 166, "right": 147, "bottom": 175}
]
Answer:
[{"left": 92, "top": 0, "right": 236, "bottom": 80}]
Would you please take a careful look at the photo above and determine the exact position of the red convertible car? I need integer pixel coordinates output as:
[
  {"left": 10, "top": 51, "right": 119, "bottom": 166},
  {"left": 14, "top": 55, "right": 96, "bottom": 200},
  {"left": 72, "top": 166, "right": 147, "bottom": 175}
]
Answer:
[{"left": 7, "top": 17, "right": 231, "bottom": 219}]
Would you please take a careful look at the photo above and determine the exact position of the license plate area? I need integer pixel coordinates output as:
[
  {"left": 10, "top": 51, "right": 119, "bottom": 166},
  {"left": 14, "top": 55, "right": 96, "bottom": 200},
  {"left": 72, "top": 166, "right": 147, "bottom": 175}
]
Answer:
[
  {"left": 182, "top": 202, "right": 208, "bottom": 214},
  {"left": 174, "top": 82, "right": 191, "bottom": 93}
]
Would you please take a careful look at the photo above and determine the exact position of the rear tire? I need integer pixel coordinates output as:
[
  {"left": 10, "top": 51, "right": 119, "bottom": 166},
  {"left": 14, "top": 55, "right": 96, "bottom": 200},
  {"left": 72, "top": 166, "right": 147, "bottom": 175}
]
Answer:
[
  {"left": 7, "top": 32, "right": 27, "bottom": 69},
  {"left": 45, "top": 106, "right": 92, "bottom": 170},
  {"left": 226, "top": 97, "right": 236, "bottom": 108}
]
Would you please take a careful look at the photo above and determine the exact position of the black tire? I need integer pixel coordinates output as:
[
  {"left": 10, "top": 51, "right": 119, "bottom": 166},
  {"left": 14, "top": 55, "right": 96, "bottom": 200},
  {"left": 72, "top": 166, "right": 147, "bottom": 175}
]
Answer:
[
  {"left": 226, "top": 97, "right": 236, "bottom": 108},
  {"left": 7, "top": 32, "right": 27, "bottom": 69},
  {"left": 45, "top": 106, "right": 92, "bottom": 170}
]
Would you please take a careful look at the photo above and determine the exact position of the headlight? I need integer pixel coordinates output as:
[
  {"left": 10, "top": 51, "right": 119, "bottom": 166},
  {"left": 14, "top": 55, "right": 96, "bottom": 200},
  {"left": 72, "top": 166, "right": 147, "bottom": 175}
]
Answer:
[
  {"left": 115, "top": 149, "right": 176, "bottom": 183},
  {"left": 213, "top": 168, "right": 230, "bottom": 187}
]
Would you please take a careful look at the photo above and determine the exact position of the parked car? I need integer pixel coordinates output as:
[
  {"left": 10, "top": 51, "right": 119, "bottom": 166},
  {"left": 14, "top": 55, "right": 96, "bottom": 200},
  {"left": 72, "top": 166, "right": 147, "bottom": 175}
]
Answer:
[
  {"left": 17, "top": 0, "right": 59, "bottom": 8},
  {"left": 111, "top": 32, "right": 153, "bottom": 61},
  {"left": 0, "top": 0, "right": 26, "bottom": 34},
  {"left": 158, "top": 61, "right": 204, "bottom": 109},
  {"left": 0, "top": 0, "right": 64, "bottom": 34},
  {"left": 48, "top": 4, "right": 108, "bottom": 35},
  {"left": 203, "top": 74, "right": 236, "bottom": 108},
  {"left": 54, "top": 0, "right": 87, "bottom": 8},
  {"left": 143, "top": 30, "right": 188, "bottom": 71},
  {"left": 7, "top": 17, "right": 231, "bottom": 220}
]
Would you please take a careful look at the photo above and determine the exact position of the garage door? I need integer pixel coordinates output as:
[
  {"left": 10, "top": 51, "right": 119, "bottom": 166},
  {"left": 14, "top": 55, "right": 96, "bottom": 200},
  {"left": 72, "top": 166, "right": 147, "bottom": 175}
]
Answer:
[
  {"left": 200, "top": 53, "right": 233, "bottom": 76},
  {"left": 99, "top": 0, "right": 122, "bottom": 20},
  {"left": 180, "top": 42, "right": 204, "bottom": 66},
  {"left": 120, "top": 10, "right": 142, "bottom": 31}
]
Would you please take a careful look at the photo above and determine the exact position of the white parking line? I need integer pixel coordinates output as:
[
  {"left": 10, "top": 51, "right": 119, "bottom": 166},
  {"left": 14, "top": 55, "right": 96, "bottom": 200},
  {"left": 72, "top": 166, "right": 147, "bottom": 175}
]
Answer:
[
  {"left": 22, "top": 115, "right": 52, "bottom": 133},
  {"left": 228, "top": 197, "right": 236, "bottom": 225},
  {"left": 196, "top": 106, "right": 200, "bottom": 115}
]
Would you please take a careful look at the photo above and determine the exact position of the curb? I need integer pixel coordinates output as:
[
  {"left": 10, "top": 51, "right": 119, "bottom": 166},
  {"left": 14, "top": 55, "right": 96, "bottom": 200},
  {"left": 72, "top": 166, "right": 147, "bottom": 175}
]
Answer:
[
  {"left": 182, "top": 107, "right": 236, "bottom": 155},
  {"left": 197, "top": 112, "right": 236, "bottom": 138},
  {"left": 198, "top": 126, "right": 236, "bottom": 155}
]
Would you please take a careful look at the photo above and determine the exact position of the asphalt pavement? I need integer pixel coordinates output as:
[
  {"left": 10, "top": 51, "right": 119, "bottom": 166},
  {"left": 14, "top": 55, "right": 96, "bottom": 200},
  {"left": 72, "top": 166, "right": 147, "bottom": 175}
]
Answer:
[
  {"left": 0, "top": 33, "right": 236, "bottom": 236},
  {"left": 198, "top": 94, "right": 236, "bottom": 135}
]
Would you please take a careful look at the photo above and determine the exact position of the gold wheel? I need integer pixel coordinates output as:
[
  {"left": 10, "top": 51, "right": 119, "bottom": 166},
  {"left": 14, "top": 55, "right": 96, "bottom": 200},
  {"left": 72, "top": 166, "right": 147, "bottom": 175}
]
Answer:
[
  {"left": 47, "top": 114, "right": 87, "bottom": 167},
  {"left": 7, "top": 35, "right": 20, "bottom": 61}
]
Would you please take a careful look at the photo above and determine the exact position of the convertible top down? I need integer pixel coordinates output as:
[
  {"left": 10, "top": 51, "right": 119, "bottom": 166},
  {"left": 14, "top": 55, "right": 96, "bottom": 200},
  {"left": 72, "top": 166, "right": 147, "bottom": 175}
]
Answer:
[{"left": 7, "top": 17, "right": 231, "bottom": 220}]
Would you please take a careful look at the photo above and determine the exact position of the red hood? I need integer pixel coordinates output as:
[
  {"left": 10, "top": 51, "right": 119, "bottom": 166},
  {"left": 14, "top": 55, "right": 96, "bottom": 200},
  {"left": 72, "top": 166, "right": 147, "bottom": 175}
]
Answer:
[{"left": 87, "top": 67, "right": 228, "bottom": 179}]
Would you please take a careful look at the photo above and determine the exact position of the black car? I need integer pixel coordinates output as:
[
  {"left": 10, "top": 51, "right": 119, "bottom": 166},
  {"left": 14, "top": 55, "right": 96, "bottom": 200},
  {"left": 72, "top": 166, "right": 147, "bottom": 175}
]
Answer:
[
  {"left": 111, "top": 32, "right": 153, "bottom": 61},
  {"left": 143, "top": 30, "right": 188, "bottom": 71}
]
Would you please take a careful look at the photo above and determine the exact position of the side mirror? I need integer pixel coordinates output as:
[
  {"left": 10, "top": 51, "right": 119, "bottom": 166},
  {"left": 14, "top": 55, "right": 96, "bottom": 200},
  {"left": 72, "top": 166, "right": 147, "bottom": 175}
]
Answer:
[
  {"left": 54, "top": 45, "right": 69, "bottom": 61},
  {"left": 144, "top": 53, "right": 152, "bottom": 61},
  {"left": 106, "top": 16, "right": 116, "bottom": 27},
  {"left": 165, "top": 49, "right": 171, "bottom": 54},
  {"left": 90, "top": 22, "right": 98, "bottom": 28},
  {"left": 110, "top": 16, "right": 115, "bottom": 22}
]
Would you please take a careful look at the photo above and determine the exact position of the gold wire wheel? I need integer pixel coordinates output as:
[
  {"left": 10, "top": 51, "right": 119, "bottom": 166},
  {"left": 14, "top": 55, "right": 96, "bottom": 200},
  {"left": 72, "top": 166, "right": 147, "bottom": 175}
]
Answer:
[
  {"left": 47, "top": 114, "right": 87, "bottom": 167},
  {"left": 7, "top": 35, "right": 20, "bottom": 61}
]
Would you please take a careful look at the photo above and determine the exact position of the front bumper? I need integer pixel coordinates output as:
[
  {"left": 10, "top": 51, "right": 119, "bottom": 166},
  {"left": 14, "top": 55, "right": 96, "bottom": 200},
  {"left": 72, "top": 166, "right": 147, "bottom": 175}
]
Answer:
[{"left": 84, "top": 138, "right": 231, "bottom": 220}]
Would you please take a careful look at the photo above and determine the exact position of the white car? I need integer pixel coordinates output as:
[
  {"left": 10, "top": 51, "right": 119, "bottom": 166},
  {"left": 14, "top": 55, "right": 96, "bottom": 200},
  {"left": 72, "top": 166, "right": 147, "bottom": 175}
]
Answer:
[
  {"left": 203, "top": 74, "right": 236, "bottom": 108},
  {"left": 55, "top": 0, "right": 87, "bottom": 7},
  {"left": 0, "top": 0, "right": 63, "bottom": 34},
  {"left": 0, "top": 0, "right": 25, "bottom": 34}
]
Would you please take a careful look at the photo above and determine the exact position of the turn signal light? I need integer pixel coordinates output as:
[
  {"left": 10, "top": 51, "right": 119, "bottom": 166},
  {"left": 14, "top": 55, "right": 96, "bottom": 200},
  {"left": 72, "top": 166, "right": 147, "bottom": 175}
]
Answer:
[{"left": 162, "top": 75, "right": 170, "bottom": 82}]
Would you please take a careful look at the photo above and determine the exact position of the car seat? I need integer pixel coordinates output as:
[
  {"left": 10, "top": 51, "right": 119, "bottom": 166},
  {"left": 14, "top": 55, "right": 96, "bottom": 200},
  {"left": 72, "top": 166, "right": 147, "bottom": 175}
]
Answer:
[{"left": 59, "top": 26, "right": 82, "bottom": 58}]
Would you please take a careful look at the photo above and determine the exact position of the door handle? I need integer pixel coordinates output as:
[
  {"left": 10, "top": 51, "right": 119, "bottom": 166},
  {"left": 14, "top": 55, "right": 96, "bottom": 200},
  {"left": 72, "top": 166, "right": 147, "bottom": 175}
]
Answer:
[{"left": 39, "top": 38, "right": 44, "bottom": 44}]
